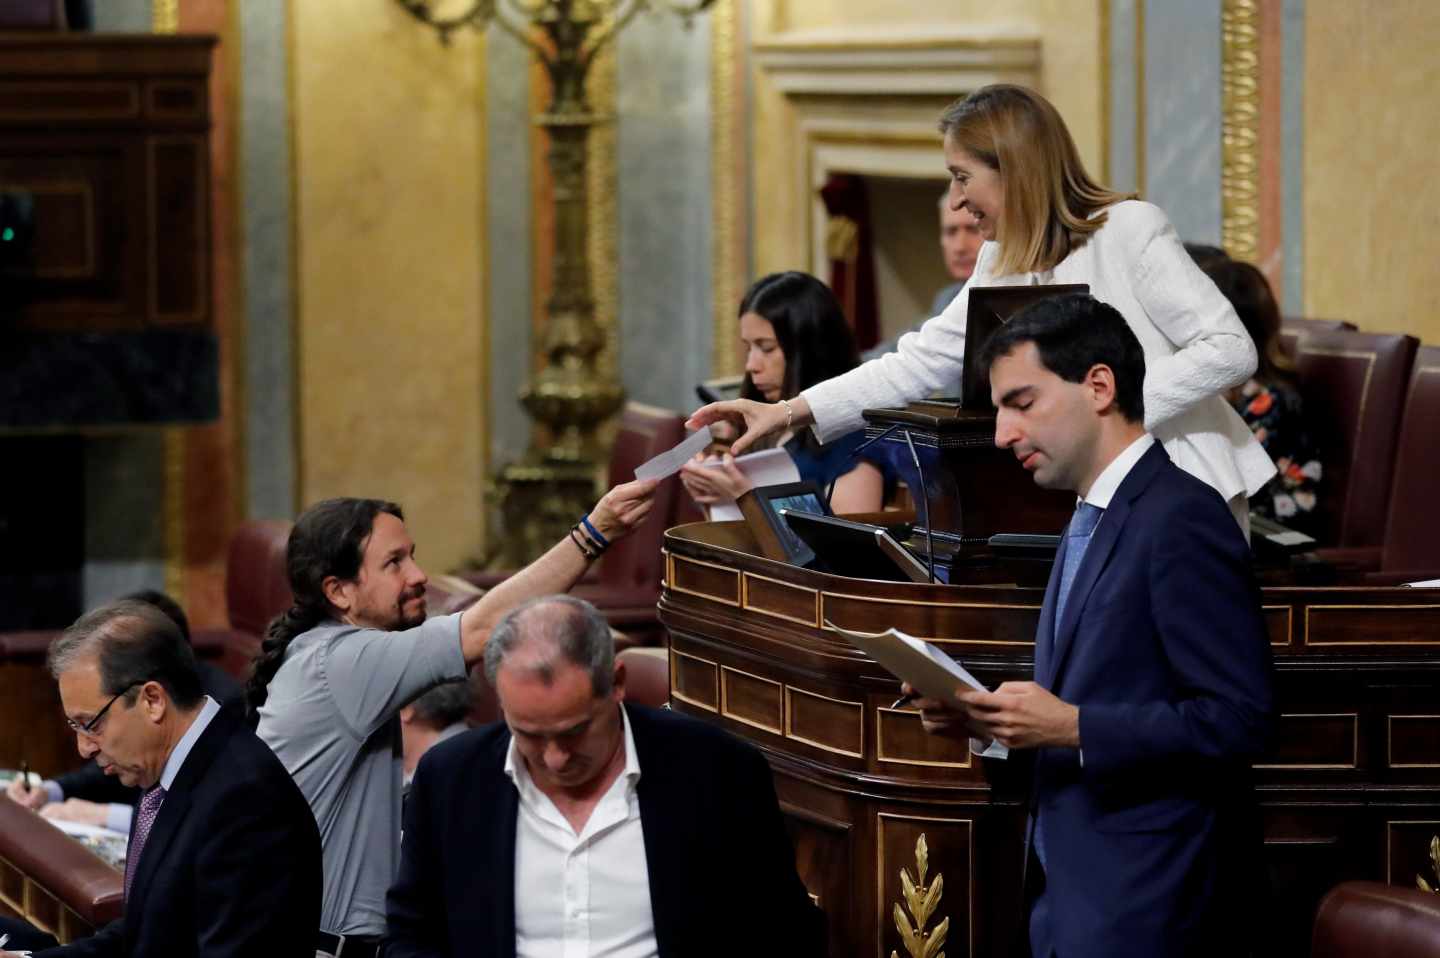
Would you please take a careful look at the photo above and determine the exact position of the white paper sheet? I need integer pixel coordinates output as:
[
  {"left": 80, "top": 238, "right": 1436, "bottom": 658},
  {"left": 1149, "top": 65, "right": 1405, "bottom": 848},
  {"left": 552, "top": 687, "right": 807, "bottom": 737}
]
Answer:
[
  {"left": 703, "top": 448, "right": 803, "bottom": 521},
  {"left": 634, "top": 424, "right": 714, "bottom": 481},
  {"left": 1403, "top": 578, "right": 1440, "bottom": 588}
]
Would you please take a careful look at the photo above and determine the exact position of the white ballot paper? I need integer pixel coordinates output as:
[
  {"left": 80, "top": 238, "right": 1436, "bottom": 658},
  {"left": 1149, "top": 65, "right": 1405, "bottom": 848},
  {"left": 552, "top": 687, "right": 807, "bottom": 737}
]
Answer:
[
  {"left": 1404, "top": 578, "right": 1440, "bottom": 588},
  {"left": 634, "top": 424, "right": 715, "bottom": 481},
  {"left": 705, "top": 448, "right": 803, "bottom": 521},
  {"left": 828, "top": 621, "right": 1009, "bottom": 759}
]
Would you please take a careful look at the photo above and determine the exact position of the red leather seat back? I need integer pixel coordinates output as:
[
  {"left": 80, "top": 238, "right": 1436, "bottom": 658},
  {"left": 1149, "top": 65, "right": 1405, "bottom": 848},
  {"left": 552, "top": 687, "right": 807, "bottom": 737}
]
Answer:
[
  {"left": 1380, "top": 346, "right": 1440, "bottom": 573},
  {"left": 1292, "top": 330, "right": 1417, "bottom": 548},
  {"left": 1279, "top": 317, "right": 1357, "bottom": 358},
  {"left": 596, "top": 403, "right": 686, "bottom": 591},
  {"left": 1311, "top": 881, "right": 1440, "bottom": 958},
  {"left": 617, "top": 647, "right": 670, "bottom": 708},
  {"left": 224, "top": 520, "right": 294, "bottom": 636}
]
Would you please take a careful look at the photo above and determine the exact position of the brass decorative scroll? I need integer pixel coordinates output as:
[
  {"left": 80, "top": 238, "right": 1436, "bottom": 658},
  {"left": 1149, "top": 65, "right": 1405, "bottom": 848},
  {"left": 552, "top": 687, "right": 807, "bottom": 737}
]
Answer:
[
  {"left": 1220, "top": 0, "right": 1260, "bottom": 262},
  {"left": 891, "top": 833, "right": 949, "bottom": 958},
  {"left": 1418, "top": 834, "right": 1439, "bottom": 893}
]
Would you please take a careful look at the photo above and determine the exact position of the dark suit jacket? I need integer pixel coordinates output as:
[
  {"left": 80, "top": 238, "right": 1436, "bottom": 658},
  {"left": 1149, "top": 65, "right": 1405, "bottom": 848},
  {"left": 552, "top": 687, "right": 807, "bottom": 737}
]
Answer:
[
  {"left": 36, "top": 707, "right": 322, "bottom": 958},
  {"left": 1027, "top": 442, "right": 1275, "bottom": 958},
  {"left": 53, "top": 663, "right": 246, "bottom": 807},
  {"left": 384, "top": 704, "right": 825, "bottom": 958}
]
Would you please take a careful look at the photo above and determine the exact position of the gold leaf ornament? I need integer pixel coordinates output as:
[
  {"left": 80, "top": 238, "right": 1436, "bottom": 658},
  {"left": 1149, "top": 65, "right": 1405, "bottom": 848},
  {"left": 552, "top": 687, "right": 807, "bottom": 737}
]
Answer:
[{"left": 890, "top": 833, "right": 949, "bottom": 958}]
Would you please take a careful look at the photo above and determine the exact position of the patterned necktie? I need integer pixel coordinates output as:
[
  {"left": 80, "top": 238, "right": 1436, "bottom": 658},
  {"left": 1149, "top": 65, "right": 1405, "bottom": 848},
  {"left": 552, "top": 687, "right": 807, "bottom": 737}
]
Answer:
[
  {"left": 1054, "top": 501, "right": 1105, "bottom": 634},
  {"left": 124, "top": 785, "right": 167, "bottom": 901}
]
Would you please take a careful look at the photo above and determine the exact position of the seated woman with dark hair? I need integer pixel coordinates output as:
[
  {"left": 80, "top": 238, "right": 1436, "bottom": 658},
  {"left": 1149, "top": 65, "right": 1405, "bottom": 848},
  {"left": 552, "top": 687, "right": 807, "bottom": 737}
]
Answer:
[
  {"left": 1205, "top": 259, "right": 1322, "bottom": 532},
  {"left": 680, "top": 271, "right": 889, "bottom": 514}
]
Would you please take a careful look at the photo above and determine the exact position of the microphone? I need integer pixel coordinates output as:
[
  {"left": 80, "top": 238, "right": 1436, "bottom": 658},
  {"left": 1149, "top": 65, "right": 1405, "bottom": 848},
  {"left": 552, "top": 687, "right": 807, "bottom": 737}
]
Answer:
[{"left": 901, "top": 429, "right": 938, "bottom": 583}]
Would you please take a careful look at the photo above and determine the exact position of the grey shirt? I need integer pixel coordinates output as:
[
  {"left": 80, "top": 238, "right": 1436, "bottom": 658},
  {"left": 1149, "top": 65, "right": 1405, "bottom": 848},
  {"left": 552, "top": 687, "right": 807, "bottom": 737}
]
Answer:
[{"left": 256, "top": 613, "right": 466, "bottom": 936}]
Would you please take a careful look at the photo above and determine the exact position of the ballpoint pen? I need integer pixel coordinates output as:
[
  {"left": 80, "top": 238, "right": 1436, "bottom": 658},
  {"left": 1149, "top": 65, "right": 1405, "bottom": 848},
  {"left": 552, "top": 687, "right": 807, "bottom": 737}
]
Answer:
[
  {"left": 889, "top": 691, "right": 920, "bottom": 709},
  {"left": 18, "top": 760, "right": 28, "bottom": 795}
]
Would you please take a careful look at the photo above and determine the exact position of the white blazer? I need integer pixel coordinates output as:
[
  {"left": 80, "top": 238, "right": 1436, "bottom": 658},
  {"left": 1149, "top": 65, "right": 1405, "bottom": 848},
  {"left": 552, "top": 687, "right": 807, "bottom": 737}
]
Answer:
[{"left": 802, "top": 200, "right": 1276, "bottom": 502}]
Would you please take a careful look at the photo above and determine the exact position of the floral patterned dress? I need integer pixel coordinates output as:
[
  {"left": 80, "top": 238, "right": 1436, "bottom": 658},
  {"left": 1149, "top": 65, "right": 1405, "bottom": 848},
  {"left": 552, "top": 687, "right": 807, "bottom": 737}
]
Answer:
[{"left": 1231, "top": 378, "right": 1322, "bottom": 533}]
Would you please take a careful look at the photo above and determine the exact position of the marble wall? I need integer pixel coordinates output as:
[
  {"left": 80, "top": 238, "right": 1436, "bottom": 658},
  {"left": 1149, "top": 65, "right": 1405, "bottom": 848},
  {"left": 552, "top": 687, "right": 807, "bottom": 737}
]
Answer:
[
  {"left": 1303, "top": 0, "right": 1440, "bottom": 342},
  {"left": 290, "top": 2, "right": 488, "bottom": 574}
]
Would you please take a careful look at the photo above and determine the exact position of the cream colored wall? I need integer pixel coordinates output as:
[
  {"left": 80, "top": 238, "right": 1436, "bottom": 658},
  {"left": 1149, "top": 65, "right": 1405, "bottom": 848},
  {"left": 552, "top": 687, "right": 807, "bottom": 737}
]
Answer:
[
  {"left": 749, "top": 0, "right": 1106, "bottom": 275},
  {"left": 292, "top": 3, "right": 488, "bottom": 571},
  {"left": 1304, "top": 0, "right": 1440, "bottom": 343}
]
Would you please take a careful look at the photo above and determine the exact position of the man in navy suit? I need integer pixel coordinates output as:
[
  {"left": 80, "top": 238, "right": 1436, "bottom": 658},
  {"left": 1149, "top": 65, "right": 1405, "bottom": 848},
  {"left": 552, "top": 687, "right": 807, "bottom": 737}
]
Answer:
[
  {"left": 913, "top": 294, "right": 1274, "bottom": 957},
  {"left": 384, "top": 595, "right": 824, "bottom": 958},
  {"left": 2, "top": 600, "right": 321, "bottom": 958}
]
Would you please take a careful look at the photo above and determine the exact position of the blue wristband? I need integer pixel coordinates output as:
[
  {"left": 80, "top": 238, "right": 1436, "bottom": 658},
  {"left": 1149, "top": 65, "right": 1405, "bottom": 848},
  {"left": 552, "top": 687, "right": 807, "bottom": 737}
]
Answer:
[{"left": 580, "top": 515, "right": 610, "bottom": 549}]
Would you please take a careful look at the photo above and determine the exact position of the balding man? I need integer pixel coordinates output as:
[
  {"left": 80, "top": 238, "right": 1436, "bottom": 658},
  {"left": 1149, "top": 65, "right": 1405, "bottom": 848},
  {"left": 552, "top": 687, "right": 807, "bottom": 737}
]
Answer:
[
  {"left": 7, "top": 601, "right": 320, "bottom": 958},
  {"left": 385, "top": 595, "right": 825, "bottom": 958}
]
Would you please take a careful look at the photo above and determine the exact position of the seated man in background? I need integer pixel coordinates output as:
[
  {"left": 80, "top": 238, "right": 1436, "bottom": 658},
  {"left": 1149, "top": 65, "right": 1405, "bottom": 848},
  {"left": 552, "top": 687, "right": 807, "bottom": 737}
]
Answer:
[
  {"left": 385, "top": 595, "right": 826, "bottom": 958},
  {"left": 861, "top": 189, "right": 984, "bottom": 361},
  {"left": 1, "top": 600, "right": 320, "bottom": 958},
  {"left": 400, "top": 679, "right": 472, "bottom": 793},
  {"left": 5, "top": 589, "right": 244, "bottom": 835},
  {"left": 251, "top": 479, "right": 657, "bottom": 958}
]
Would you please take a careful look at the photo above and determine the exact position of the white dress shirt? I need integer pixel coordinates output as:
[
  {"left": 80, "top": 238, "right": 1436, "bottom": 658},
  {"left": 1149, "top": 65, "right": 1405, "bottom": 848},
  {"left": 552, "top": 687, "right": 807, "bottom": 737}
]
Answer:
[
  {"left": 1082, "top": 433, "right": 1156, "bottom": 513},
  {"left": 506, "top": 704, "right": 657, "bottom": 958}
]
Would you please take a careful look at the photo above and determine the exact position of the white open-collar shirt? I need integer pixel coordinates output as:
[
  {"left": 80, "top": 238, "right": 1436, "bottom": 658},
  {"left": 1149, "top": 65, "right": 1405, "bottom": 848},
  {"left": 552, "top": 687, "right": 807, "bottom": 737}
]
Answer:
[{"left": 505, "top": 702, "right": 657, "bottom": 958}]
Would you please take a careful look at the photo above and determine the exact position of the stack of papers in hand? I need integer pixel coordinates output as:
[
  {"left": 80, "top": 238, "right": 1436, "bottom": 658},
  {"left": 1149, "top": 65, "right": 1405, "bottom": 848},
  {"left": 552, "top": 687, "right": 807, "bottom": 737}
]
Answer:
[
  {"left": 828, "top": 621, "right": 1008, "bottom": 759},
  {"left": 704, "top": 448, "right": 802, "bottom": 521}
]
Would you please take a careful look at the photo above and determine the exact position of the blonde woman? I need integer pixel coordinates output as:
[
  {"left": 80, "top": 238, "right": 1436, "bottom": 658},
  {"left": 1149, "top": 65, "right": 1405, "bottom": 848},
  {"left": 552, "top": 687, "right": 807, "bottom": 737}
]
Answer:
[{"left": 690, "top": 84, "right": 1274, "bottom": 532}]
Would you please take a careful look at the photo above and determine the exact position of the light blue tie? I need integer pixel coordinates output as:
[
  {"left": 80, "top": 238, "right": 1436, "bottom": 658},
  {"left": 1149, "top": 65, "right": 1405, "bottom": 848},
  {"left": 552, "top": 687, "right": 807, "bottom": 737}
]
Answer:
[
  {"left": 1035, "top": 501, "right": 1104, "bottom": 876},
  {"left": 1054, "top": 501, "right": 1104, "bottom": 634}
]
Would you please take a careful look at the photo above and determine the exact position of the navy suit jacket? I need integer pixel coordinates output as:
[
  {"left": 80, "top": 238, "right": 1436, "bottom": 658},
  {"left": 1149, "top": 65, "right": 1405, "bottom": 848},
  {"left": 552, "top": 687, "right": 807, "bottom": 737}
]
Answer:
[
  {"left": 37, "top": 708, "right": 322, "bottom": 958},
  {"left": 1028, "top": 443, "right": 1274, "bottom": 958},
  {"left": 383, "top": 704, "right": 826, "bottom": 958}
]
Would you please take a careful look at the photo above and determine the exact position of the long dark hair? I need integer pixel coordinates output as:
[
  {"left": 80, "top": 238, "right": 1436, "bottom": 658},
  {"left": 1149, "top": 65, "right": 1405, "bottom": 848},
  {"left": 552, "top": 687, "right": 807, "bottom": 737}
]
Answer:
[
  {"left": 1203, "top": 259, "right": 1295, "bottom": 386},
  {"left": 245, "top": 497, "right": 403, "bottom": 718},
  {"left": 737, "top": 272, "right": 860, "bottom": 437}
]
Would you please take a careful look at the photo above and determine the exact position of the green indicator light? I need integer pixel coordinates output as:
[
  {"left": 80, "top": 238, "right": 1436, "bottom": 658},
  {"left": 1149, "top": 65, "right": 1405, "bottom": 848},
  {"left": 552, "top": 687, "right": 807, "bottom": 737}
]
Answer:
[{"left": 1, "top": 228, "right": 13, "bottom": 242}]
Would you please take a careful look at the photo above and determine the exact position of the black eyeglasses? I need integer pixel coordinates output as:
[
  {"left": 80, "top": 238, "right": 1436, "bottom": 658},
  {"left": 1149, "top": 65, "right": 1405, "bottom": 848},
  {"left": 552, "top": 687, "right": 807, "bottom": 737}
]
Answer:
[{"left": 66, "top": 681, "right": 143, "bottom": 737}]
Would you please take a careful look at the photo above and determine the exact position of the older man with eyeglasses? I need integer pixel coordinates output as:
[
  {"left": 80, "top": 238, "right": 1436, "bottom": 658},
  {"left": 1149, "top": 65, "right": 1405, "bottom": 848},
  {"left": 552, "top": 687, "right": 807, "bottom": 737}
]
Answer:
[{"left": 1, "top": 599, "right": 322, "bottom": 958}]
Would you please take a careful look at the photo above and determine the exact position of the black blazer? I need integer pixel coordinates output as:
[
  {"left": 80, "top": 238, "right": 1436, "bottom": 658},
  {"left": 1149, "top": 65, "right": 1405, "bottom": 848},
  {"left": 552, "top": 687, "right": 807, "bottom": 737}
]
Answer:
[
  {"left": 36, "top": 707, "right": 322, "bottom": 958},
  {"left": 52, "top": 663, "right": 247, "bottom": 807},
  {"left": 384, "top": 704, "right": 826, "bottom": 958}
]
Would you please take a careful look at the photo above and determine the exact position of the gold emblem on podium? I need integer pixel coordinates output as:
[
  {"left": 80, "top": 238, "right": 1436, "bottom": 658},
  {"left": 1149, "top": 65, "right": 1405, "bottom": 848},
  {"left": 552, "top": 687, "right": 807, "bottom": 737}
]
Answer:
[{"left": 891, "top": 833, "right": 949, "bottom": 958}]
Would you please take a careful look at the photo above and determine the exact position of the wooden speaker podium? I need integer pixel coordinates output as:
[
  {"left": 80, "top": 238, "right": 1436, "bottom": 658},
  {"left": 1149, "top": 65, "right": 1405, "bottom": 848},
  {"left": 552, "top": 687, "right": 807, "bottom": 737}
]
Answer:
[{"left": 657, "top": 404, "right": 1440, "bottom": 958}]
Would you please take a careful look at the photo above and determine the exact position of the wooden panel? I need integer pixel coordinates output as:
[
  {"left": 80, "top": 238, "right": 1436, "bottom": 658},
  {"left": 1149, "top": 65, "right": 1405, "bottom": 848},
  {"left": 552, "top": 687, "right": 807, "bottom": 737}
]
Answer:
[
  {"left": 786, "top": 687, "right": 863, "bottom": 758},
  {"left": 146, "top": 81, "right": 205, "bottom": 120},
  {"left": 1306, "top": 605, "right": 1440, "bottom": 646},
  {"left": 876, "top": 707, "right": 971, "bottom": 768},
  {"left": 1254, "top": 713, "right": 1358, "bottom": 769},
  {"left": 781, "top": 803, "right": 854, "bottom": 953},
  {"left": 1389, "top": 715, "right": 1440, "bottom": 768},
  {"left": 669, "top": 650, "right": 718, "bottom": 712},
  {"left": 877, "top": 814, "right": 973, "bottom": 958},
  {"left": 1264, "top": 605, "right": 1293, "bottom": 647},
  {"left": 821, "top": 591, "right": 1039, "bottom": 647},
  {"left": 720, "top": 666, "right": 783, "bottom": 734},
  {"left": 0, "top": 81, "right": 139, "bottom": 120},
  {"left": 670, "top": 556, "right": 740, "bottom": 606},
  {"left": 149, "top": 136, "right": 207, "bottom": 324},
  {"left": 1386, "top": 820, "right": 1440, "bottom": 887},
  {"left": 742, "top": 572, "right": 818, "bottom": 627}
]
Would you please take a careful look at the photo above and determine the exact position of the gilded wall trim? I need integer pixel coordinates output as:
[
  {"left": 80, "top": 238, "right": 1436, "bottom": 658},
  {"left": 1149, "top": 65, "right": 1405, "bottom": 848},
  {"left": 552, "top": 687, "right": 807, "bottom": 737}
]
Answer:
[
  {"left": 1221, "top": 0, "right": 1261, "bottom": 261},
  {"left": 709, "top": 0, "right": 742, "bottom": 377},
  {"left": 154, "top": 0, "right": 184, "bottom": 605},
  {"left": 588, "top": 38, "right": 620, "bottom": 384}
]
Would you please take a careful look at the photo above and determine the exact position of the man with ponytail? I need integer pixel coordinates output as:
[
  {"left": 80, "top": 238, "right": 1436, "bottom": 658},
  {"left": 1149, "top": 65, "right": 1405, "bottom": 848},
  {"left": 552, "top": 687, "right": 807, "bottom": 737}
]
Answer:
[{"left": 250, "top": 479, "right": 656, "bottom": 958}]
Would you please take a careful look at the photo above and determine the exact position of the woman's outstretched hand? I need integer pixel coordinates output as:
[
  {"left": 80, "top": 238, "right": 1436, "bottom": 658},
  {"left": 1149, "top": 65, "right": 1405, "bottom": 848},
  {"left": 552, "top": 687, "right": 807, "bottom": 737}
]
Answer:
[{"left": 686, "top": 396, "right": 810, "bottom": 456}]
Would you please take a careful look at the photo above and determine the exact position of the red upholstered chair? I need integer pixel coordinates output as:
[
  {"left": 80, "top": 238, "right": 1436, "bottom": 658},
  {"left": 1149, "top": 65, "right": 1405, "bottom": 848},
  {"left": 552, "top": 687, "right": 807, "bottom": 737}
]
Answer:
[
  {"left": 1310, "top": 881, "right": 1440, "bottom": 958},
  {"left": 467, "top": 402, "right": 691, "bottom": 646},
  {"left": 617, "top": 646, "right": 670, "bottom": 708},
  {"left": 1279, "top": 317, "right": 1357, "bottom": 357},
  {"left": 197, "top": 520, "right": 295, "bottom": 679},
  {"left": 1290, "top": 329, "right": 1418, "bottom": 557},
  {"left": 1365, "top": 346, "right": 1440, "bottom": 584}
]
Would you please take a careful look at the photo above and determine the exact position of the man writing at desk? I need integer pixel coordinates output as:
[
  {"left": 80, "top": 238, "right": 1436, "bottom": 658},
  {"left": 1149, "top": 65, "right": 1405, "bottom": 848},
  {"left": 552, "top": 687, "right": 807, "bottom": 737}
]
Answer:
[{"left": 911, "top": 294, "right": 1274, "bottom": 957}]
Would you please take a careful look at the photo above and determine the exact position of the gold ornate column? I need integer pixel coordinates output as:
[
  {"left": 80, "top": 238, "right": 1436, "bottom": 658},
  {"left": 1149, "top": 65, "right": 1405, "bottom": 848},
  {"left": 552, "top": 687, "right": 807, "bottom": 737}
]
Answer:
[
  {"left": 709, "top": 0, "right": 743, "bottom": 377},
  {"left": 1221, "top": 0, "right": 1260, "bottom": 262}
]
